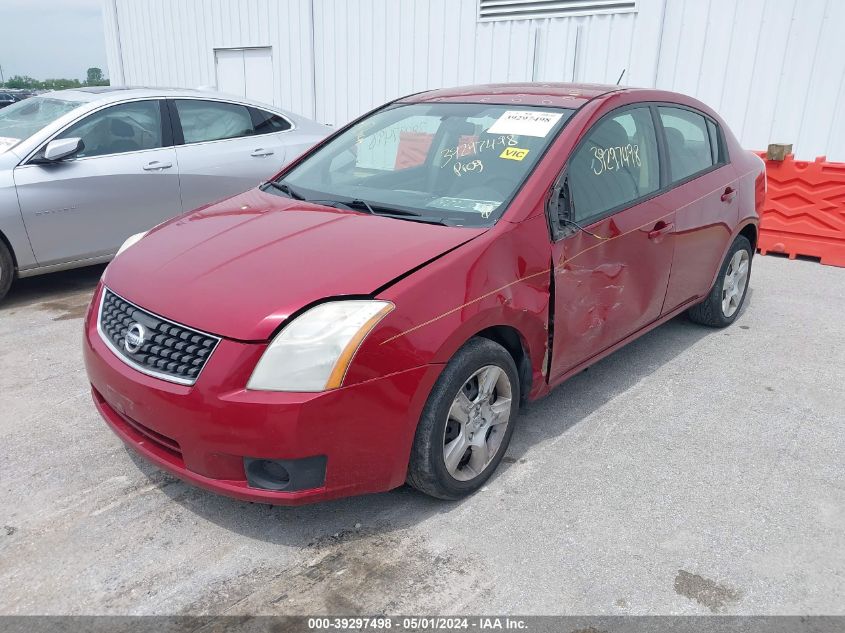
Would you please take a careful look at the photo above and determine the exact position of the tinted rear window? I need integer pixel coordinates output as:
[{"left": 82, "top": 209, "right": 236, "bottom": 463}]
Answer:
[{"left": 658, "top": 106, "right": 715, "bottom": 182}]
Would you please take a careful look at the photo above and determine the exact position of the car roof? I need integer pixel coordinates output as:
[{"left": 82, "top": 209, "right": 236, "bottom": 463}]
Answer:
[
  {"left": 37, "top": 86, "right": 281, "bottom": 109},
  {"left": 402, "top": 82, "right": 631, "bottom": 109}
]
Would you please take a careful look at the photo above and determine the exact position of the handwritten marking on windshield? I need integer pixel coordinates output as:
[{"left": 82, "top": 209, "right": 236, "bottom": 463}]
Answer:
[
  {"left": 453, "top": 159, "right": 484, "bottom": 177},
  {"left": 440, "top": 134, "right": 517, "bottom": 168}
]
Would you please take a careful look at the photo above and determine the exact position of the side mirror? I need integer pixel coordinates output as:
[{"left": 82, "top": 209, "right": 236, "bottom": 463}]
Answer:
[{"left": 43, "top": 137, "right": 84, "bottom": 162}]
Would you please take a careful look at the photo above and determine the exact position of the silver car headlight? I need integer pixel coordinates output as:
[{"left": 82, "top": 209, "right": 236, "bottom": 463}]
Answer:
[
  {"left": 247, "top": 300, "right": 394, "bottom": 392},
  {"left": 115, "top": 231, "right": 148, "bottom": 257}
]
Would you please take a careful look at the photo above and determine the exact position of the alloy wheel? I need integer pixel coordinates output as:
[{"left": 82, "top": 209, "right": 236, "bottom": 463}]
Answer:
[
  {"left": 442, "top": 365, "right": 512, "bottom": 481},
  {"left": 722, "top": 249, "right": 750, "bottom": 317}
]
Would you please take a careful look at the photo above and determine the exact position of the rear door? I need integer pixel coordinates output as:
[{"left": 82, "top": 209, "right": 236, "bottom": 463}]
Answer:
[
  {"left": 13, "top": 99, "right": 180, "bottom": 265},
  {"left": 656, "top": 105, "right": 738, "bottom": 312},
  {"left": 170, "top": 98, "right": 291, "bottom": 212},
  {"left": 549, "top": 105, "right": 675, "bottom": 380}
]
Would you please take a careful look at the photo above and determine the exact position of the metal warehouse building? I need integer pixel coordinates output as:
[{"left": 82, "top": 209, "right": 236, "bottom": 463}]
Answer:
[{"left": 102, "top": 0, "right": 845, "bottom": 161}]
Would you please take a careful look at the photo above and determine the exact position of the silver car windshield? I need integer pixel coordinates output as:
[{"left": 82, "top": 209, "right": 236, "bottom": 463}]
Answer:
[
  {"left": 0, "top": 97, "right": 83, "bottom": 152},
  {"left": 278, "top": 103, "right": 574, "bottom": 227}
]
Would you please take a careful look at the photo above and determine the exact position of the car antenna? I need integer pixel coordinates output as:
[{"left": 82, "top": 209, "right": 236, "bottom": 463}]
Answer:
[{"left": 616, "top": 69, "right": 626, "bottom": 85}]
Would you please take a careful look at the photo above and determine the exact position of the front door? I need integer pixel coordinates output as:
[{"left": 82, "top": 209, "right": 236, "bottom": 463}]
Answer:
[
  {"left": 549, "top": 106, "right": 675, "bottom": 380},
  {"left": 13, "top": 99, "right": 180, "bottom": 266}
]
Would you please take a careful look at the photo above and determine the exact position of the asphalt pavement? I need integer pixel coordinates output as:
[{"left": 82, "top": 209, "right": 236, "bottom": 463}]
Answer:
[{"left": 0, "top": 254, "right": 842, "bottom": 615}]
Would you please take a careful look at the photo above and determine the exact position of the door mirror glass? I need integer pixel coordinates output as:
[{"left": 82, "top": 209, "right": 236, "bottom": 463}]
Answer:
[{"left": 43, "top": 137, "right": 84, "bottom": 161}]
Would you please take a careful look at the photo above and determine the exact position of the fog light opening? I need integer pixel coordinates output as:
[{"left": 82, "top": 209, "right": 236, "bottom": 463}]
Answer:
[{"left": 244, "top": 458, "right": 291, "bottom": 490}]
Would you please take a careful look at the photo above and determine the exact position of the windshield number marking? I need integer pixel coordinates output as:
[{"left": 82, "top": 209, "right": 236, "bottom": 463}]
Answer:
[{"left": 440, "top": 134, "right": 517, "bottom": 168}]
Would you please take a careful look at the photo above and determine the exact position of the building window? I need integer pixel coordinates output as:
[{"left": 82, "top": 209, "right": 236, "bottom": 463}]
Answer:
[{"left": 478, "top": 0, "right": 636, "bottom": 22}]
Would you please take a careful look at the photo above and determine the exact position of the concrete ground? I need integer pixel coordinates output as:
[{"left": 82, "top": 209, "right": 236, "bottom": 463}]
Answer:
[{"left": 0, "top": 255, "right": 843, "bottom": 616}]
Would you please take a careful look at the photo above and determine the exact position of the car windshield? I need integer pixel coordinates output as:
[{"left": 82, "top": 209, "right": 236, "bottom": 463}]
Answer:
[
  {"left": 277, "top": 102, "right": 575, "bottom": 226},
  {"left": 0, "top": 96, "right": 83, "bottom": 153}
]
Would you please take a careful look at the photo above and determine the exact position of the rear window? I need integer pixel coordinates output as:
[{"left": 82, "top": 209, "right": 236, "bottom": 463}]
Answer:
[
  {"left": 658, "top": 106, "right": 715, "bottom": 182},
  {"left": 174, "top": 99, "right": 254, "bottom": 143},
  {"left": 251, "top": 107, "right": 292, "bottom": 134}
]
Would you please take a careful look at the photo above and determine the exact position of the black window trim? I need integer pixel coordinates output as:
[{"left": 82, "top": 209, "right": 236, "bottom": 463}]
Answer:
[
  {"left": 167, "top": 96, "right": 296, "bottom": 147},
  {"left": 548, "top": 100, "right": 732, "bottom": 242}
]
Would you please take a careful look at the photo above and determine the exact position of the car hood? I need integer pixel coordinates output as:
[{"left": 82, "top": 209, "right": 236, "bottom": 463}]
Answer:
[{"left": 104, "top": 188, "right": 486, "bottom": 340}]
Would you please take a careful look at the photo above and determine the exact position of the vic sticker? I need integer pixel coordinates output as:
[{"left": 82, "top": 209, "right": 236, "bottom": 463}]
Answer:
[{"left": 500, "top": 147, "right": 529, "bottom": 161}]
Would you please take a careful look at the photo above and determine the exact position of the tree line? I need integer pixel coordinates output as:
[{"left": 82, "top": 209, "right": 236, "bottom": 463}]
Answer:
[{"left": 1, "top": 68, "right": 109, "bottom": 90}]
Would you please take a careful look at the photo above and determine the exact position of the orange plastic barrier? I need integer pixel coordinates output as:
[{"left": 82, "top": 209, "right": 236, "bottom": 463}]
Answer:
[{"left": 756, "top": 153, "right": 845, "bottom": 267}]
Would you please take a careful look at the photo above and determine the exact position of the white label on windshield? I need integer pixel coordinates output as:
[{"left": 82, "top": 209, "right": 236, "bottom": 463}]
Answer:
[
  {"left": 0, "top": 137, "right": 20, "bottom": 152},
  {"left": 428, "top": 197, "right": 501, "bottom": 217},
  {"left": 487, "top": 111, "right": 563, "bottom": 137}
]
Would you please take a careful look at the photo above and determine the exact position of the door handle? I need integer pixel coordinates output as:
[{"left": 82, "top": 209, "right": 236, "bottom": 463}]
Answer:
[
  {"left": 250, "top": 148, "right": 275, "bottom": 157},
  {"left": 720, "top": 186, "right": 736, "bottom": 202},
  {"left": 142, "top": 161, "right": 172, "bottom": 171},
  {"left": 647, "top": 220, "right": 674, "bottom": 240}
]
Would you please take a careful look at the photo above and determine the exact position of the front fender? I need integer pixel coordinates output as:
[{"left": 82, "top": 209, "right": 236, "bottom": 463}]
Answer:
[
  {"left": 0, "top": 161, "right": 36, "bottom": 271},
  {"left": 344, "top": 214, "right": 552, "bottom": 400}
]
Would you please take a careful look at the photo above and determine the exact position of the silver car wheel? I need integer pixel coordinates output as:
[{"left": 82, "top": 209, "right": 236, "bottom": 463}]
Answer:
[
  {"left": 721, "top": 249, "right": 750, "bottom": 318},
  {"left": 442, "top": 365, "right": 512, "bottom": 482}
]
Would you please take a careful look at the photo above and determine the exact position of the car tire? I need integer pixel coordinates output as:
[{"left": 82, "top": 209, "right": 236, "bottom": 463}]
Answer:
[
  {"left": 688, "top": 235, "right": 753, "bottom": 328},
  {"left": 0, "top": 240, "right": 13, "bottom": 303},
  {"left": 407, "top": 337, "right": 520, "bottom": 500}
]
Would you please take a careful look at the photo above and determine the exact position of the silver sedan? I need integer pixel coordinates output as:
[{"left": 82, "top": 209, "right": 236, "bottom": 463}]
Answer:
[{"left": 0, "top": 87, "right": 330, "bottom": 301}]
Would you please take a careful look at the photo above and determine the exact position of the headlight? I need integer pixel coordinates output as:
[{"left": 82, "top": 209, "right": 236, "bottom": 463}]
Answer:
[
  {"left": 247, "top": 300, "right": 394, "bottom": 392},
  {"left": 115, "top": 231, "right": 147, "bottom": 257}
]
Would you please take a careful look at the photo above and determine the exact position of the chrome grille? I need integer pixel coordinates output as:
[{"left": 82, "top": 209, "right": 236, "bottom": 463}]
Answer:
[{"left": 97, "top": 288, "right": 219, "bottom": 385}]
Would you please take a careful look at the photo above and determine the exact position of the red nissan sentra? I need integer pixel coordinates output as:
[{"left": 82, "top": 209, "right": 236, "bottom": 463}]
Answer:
[{"left": 84, "top": 83, "right": 764, "bottom": 504}]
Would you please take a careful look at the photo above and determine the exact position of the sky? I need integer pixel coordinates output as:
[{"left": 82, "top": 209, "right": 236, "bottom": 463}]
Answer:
[{"left": 0, "top": 0, "right": 108, "bottom": 81}]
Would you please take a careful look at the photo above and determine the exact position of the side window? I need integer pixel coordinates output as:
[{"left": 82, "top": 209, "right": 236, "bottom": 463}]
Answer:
[
  {"left": 174, "top": 100, "right": 254, "bottom": 144},
  {"left": 658, "top": 106, "right": 714, "bottom": 182},
  {"left": 568, "top": 107, "right": 660, "bottom": 222},
  {"left": 57, "top": 100, "right": 163, "bottom": 158},
  {"left": 250, "top": 108, "right": 292, "bottom": 134},
  {"left": 705, "top": 118, "right": 722, "bottom": 164}
]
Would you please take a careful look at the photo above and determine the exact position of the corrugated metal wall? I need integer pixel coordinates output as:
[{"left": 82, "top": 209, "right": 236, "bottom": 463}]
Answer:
[
  {"left": 102, "top": 0, "right": 316, "bottom": 116},
  {"left": 102, "top": 0, "right": 845, "bottom": 161},
  {"left": 654, "top": 0, "right": 845, "bottom": 162}
]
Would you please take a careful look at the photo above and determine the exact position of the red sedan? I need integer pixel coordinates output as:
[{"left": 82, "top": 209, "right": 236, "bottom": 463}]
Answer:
[{"left": 84, "top": 83, "right": 764, "bottom": 504}]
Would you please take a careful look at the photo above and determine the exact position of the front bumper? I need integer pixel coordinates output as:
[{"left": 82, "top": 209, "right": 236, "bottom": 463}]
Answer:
[{"left": 83, "top": 286, "right": 441, "bottom": 505}]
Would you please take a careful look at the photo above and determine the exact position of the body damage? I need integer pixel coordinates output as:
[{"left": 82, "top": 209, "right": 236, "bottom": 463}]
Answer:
[
  {"left": 349, "top": 211, "right": 553, "bottom": 397},
  {"left": 83, "top": 83, "right": 764, "bottom": 504}
]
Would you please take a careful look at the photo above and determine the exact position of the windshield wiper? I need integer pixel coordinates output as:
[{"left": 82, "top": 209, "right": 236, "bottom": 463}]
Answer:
[
  {"left": 304, "top": 197, "right": 452, "bottom": 225},
  {"left": 263, "top": 180, "right": 305, "bottom": 200},
  {"left": 348, "top": 198, "right": 376, "bottom": 215}
]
